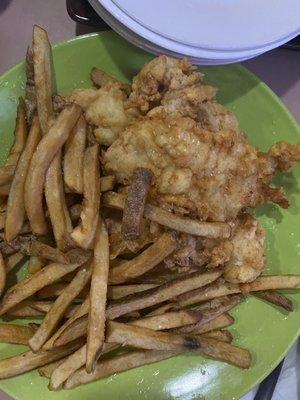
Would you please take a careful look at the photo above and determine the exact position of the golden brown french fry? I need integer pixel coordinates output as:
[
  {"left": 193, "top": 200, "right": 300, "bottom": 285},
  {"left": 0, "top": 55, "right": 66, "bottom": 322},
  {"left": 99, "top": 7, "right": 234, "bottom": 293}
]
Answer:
[
  {"left": 54, "top": 315, "right": 87, "bottom": 347},
  {"left": 5, "top": 252, "right": 25, "bottom": 272},
  {"left": 64, "top": 349, "right": 180, "bottom": 389},
  {"left": 38, "top": 358, "right": 67, "bottom": 379},
  {"left": 32, "top": 25, "right": 54, "bottom": 134},
  {"left": 254, "top": 290, "right": 293, "bottom": 312},
  {"left": 177, "top": 276, "right": 300, "bottom": 307},
  {"left": 43, "top": 297, "right": 90, "bottom": 350},
  {"left": 191, "top": 313, "right": 234, "bottom": 334},
  {"left": 24, "top": 47, "right": 36, "bottom": 123},
  {"left": 0, "top": 166, "right": 15, "bottom": 186},
  {"left": 107, "top": 283, "right": 159, "bottom": 300},
  {"left": 63, "top": 114, "right": 86, "bottom": 193},
  {"left": 122, "top": 168, "right": 153, "bottom": 241},
  {"left": 0, "top": 252, "right": 6, "bottom": 295},
  {"left": 174, "top": 295, "right": 244, "bottom": 334},
  {"left": 18, "top": 238, "right": 68, "bottom": 264},
  {"left": 109, "top": 232, "right": 177, "bottom": 284},
  {"left": 49, "top": 343, "right": 118, "bottom": 390},
  {"left": 70, "top": 144, "right": 100, "bottom": 249},
  {"left": 200, "top": 330, "right": 233, "bottom": 343},
  {"left": 105, "top": 322, "right": 251, "bottom": 369},
  {"left": 6, "top": 98, "right": 27, "bottom": 167},
  {"left": 6, "top": 301, "right": 45, "bottom": 317},
  {"left": 28, "top": 255, "right": 46, "bottom": 275},
  {"left": 0, "top": 260, "right": 86, "bottom": 316},
  {"left": 107, "top": 270, "right": 223, "bottom": 320},
  {"left": 5, "top": 116, "right": 41, "bottom": 241},
  {"left": 86, "top": 218, "right": 109, "bottom": 373},
  {"left": 45, "top": 151, "right": 74, "bottom": 250},
  {"left": 100, "top": 176, "right": 115, "bottom": 193},
  {"left": 0, "top": 338, "right": 83, "bottom": 379},
  {"left": 25, "top": 105, "right": 81, "bottom": 235},
  {"left": 29, "top": 267, "right": 91, "bottom": 351},
  {"left": 103, "top": 192, "right": 231, "bottom": 239},
  {"left": 0, "top": 323, "right": 38, "bottom": 345}
]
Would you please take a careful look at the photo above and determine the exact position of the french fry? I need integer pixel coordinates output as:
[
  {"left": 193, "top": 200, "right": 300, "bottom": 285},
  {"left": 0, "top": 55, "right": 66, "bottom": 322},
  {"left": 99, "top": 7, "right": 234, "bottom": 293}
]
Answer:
[
  {"left": 63, "top": 114, "right": 86, "bottom": 193},
  {"left": 146, "top": 302, "right": 176, "bottom": 317},
  {"left": 37, "top": 282, "right": 68, "bottom": 299},
  {"left": 177, "top": 276, "right": 300, "bottom": 307},
  {"left": 28, "top": 255, "right": 46, "bottom": 275},
  {"left": 200, "top": 330, "right": 233, "bottom": 343},
  {"left": 17, "top": 238, "right": 68, "bottom": 264},
  {"left": 64, "top": 349, "right": 180, "bottom": 389},
  {"left": 24, "top": 47, "right": 36, "bottom": 123},
  {"left": 0, "top": 252, "right": 6, "bottom": 295},
  {"left": 174, "top": 295, "right": 244, "bottom": 334},
  {"left": 54, "top": 315, "right": 87, "bottom": 347},
  {"left": 0, "top": 166, "right": 15, "bottom": 186},
  {"left": 100, "top": 176, "right": 115, "bottom": 193},
  {"left": 32, "top": 25, "right": 54, "bottom": 134},
  {"left": 0, "top": 323, "right": 38, "bottom": 345},
  {"left": 70, "top": 144, "right": 100, "bottom": 249},
  {"left": 6, "top": 98, "right": 27, "bottom": 167},
  {"left": 45, "top": 151, "right": 74, "bottom": 250},
  {"left": 122, "top": 168, "right": 153, "bottom": 241},
  {"left": 5, "top": 116, "right": 41, "bottom": 241},
  {"left": 6, "top": 301, "right": 45, "bottom": 317},
  {"left": 43, "top": 297, "right": 90, "bottom": 350},
  {"left": 25, "top": 105, "right": 81, "bottom": 235},
  {"left": 38, "top": 358, "right": 67, "bottom": 379},
  {"left": 30, "top": 300, "right": 78, "bottom": 319},
  {"left": 107, "top": 283, "right": 159, "bottom": 300},
  {"left": 103, "top": 192, "right": 231, "bottom": 239},
  {"left": 29, "top": 267, "right": 91, "bottom": 351},
  {"left": 107, "top": 270, "right": 223, "bottom": 320},
  {"left": 0, "top": 260, "right": 86, "bottom": 316},
  {"left": 254, "top": 290, "right": 293, "bottom": 312},
  {"left": 49, "top": 343, "right": 118, "bottom": 390},
  {"left": 0, "top": 339, "right": 83, "bottom": 379},
  {"left": 86, "top": 218, "right": 109, "bottom": 373},
  {"left": 105, "top": 322, "right": 251, "bottom": 369},
  {"left": 192, "top": 313, "right": 234, "bottom": 334},
  {"left": 5, "top": 252, "right": 25, "bottom": 272},
  {"left": 109, "top": 232, "right": 177, "bottom": 284}
]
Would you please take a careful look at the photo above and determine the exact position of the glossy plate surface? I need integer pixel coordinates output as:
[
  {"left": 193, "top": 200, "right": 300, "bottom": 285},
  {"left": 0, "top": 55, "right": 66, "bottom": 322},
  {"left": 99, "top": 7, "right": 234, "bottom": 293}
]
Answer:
[{"left": 0, "top": 31, "right": 299, "bottom": 400}]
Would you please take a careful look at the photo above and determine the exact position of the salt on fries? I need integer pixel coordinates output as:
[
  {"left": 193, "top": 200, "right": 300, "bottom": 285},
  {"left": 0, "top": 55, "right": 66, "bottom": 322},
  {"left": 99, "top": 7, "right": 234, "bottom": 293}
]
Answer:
[{"left": 0, "top": 24, "right": 299, "bottom": 395}]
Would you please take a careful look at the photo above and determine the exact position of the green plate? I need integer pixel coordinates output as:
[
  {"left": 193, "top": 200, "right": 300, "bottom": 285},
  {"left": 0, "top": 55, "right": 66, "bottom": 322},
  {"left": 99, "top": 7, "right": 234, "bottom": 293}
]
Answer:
[{"left": 0, "top": 31, "right": 300, "bottom": 400}]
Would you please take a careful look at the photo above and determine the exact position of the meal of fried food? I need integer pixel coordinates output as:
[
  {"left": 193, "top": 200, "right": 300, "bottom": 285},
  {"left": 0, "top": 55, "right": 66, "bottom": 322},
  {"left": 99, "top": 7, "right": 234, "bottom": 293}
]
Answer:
[
  {"left": 6, "top": 98, "right": 27, "bottom": 167},
  {"left": 1, "top": 25, "right": 300, "bottom": 395},
  {"left": 122, "top": 167, "right": 153, "bottom": 240},
  {"left": 5, "top": 116, "right": 41, "bottom": 241},
  {"left": 32, "top": 25, "right": 54, "bottom": 133},
  {"left": 70, "top": 144, "right": 100, "bottom": 249},
  {"left": 63, "top": 114, "right": 86, "bottom": 193},
  {"left": 25, "top": 105, "right": 81, "bottom": 235},
  {"left": 86, "top": 218, "right": 109, "bottom": 373}
]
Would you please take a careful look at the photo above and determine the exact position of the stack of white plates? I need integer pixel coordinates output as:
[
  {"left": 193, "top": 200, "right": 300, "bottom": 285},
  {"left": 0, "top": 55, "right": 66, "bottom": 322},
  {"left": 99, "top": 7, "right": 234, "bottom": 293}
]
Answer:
[{"left": 89, "top": 0, "right": 300, "bottom": 65}]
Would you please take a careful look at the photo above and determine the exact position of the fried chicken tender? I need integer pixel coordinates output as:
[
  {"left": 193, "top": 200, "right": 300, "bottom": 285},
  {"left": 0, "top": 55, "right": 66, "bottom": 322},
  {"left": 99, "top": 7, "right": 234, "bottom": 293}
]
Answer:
[
  {"left": 129, "top": 55, "right": 216, "bottom": 117},
  {"left": 104, "top": 113, "right": 300, "bottom": 221},
  {"left": 63, "top": 78, "right": 139, "bottom": 146}
]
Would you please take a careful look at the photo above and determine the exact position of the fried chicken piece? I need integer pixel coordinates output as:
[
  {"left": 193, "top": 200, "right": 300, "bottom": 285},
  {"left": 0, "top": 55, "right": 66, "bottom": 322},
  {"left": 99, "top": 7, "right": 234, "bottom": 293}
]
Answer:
[
  {"left": 63, "top": 78, "right": 139, "bottom": 146},
  {"left": 223, "top": 214, "right": 265, "bottom": 283},
  {"left": 129, "top": 55, "right": 216, "bottom": 117},
  {"left": 104, "top": 113, "right": 300, "bottom": 221}
]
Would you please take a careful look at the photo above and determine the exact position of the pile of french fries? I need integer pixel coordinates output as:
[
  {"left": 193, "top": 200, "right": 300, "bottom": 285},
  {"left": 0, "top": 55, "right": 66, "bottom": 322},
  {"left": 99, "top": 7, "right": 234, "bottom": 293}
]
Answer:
[{"left": 0, "top": 24, "right": 299, "bottom": 391}]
